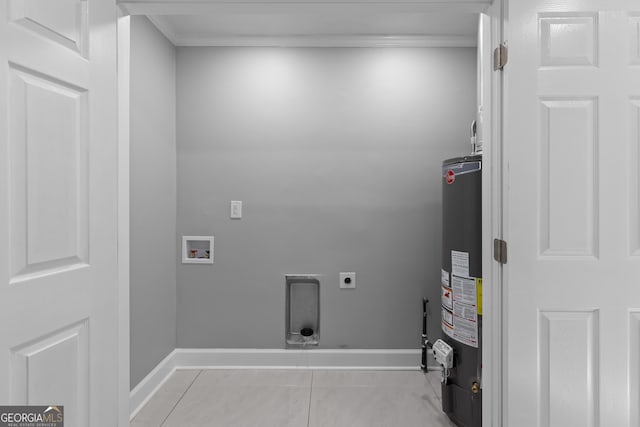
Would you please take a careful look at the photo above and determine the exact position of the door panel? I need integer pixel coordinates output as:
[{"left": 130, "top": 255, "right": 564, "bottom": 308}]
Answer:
[
  {"left": 539, "top": 310, "right": 598, "bottom": 427},
  {"left": 0, "top": 0, "right": 118, "bottom": 426},
  {"left": 8, "top": 65, "right": 89, "bottom": 281},
  {"left": 505, "top": 2, "right": 640, "bottom": 426},
  {"left": 539, "top": 97, "right": 598, "bottom": 257},
  {"left": 539, "top": 13, "right": 598, "bottom": 67},
  {"left": 9, "top": 0, "right": 88, "bottom": 58},
  {"left": 631, "top": 98, "right": 640, "bottom": 255},
  {"left": 631, "top": 14, "right": 640, "bottom": 65},
  {"left": 629, "top": 311, "right": 640, "bottom": 426},
  {"left": 11, "top": 321, "right": 89, "bottom": 427}
]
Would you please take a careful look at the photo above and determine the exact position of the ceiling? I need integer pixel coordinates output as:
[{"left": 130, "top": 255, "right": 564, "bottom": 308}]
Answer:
[{"left": 119, "top": 0, "right": 490, "bottom": 47}]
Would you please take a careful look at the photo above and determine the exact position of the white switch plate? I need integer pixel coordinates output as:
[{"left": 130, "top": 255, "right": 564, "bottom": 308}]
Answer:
[
  {"left": 230, "top": 201, "right": 242, "bottom": 219},
  {"left": 339, "top": 272, "right": 356, "bottom": 289}
]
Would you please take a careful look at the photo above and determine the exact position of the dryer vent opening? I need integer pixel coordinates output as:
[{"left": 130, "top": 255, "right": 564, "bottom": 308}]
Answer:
[{"left": 285, "top": 275, "right": 320, "bottom": 347}]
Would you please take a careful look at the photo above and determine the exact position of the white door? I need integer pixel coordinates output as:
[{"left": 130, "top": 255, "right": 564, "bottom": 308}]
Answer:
[
  {"left": 0, "top": 1, "right": 120, "bottom": 426},
  {"left": 505, "top": 1, "right": 640, "bottom": 426}
]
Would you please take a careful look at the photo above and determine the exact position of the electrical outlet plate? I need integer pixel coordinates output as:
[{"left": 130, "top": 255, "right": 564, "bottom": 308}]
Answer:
[{"left": 339, "top": 272, "right": 356, "bottom": 289}]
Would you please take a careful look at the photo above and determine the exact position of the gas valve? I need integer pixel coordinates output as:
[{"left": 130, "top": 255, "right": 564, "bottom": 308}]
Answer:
[{"left": 432, "top": 339, "right": 454, "bottom": 369}]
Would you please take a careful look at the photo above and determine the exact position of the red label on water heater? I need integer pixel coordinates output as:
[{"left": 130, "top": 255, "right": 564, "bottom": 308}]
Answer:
[{"left": 445, "top": 170, "right": 455, "bottom": 184}]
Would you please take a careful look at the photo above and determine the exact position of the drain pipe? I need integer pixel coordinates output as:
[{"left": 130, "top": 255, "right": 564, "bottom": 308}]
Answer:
[{"left": 421, "top": 298, "right": 433, "bottom": 372}]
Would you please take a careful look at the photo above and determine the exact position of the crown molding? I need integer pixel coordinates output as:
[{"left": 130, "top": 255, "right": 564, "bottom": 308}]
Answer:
[
  {"left": 130, "top": 1, "right": 483, "bottom": 48},
  {"left": 119, "top": 0, "right": 490, "bottom": 16},
  {"left": 170, "top": 34, "right": 476, "bottom": 47},
  {"left": 145, "top": 17, "right": 477, "bottom": 48},
  {"left": 145, "top": 15, "right": 178, "bottom": 43}
]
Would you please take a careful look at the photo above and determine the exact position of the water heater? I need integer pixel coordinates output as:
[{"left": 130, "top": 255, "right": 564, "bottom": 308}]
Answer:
[{"left": 440, "top": 154, "right": 482, "bottom": 427}]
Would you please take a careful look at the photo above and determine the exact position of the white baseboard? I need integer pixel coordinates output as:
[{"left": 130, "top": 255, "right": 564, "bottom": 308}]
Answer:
[
  {"left": 172, "top": 348, "right": 424, "bottom": 370},
  {"left": 130, "top": 348, "right": 437, "bottom": 420},
  {"left": 129, "top": 351, "right": 177, "bottom": 420}
]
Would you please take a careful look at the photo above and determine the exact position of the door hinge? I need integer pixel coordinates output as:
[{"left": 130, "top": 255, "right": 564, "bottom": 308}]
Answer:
[
  {"left": 493, "top": 43, "right": 508, "bottom": 71},
  {"left": 493, "top": 239, "right": 507, "bottom": 264}
]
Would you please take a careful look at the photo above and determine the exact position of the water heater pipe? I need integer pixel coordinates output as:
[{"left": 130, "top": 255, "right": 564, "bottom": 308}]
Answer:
[{"left": 421, "top": 298, "right": 432, "bottom": 372}]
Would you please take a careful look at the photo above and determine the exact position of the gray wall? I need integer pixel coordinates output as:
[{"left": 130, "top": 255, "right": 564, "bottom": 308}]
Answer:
[
  {"left": 130, "top": 16, "right": 177, "bottom": 388},
  {"left": 176, "top": 47, "right": 476, "bottom": 349}
]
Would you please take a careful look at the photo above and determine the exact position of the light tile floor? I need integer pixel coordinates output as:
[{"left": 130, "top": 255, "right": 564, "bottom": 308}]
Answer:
[{"left": 132, "top": 369, "right": 456, "bottom": 427}]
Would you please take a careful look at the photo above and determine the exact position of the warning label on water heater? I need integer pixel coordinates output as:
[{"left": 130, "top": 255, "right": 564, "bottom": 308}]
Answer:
[
  {"left": 451, "top": 250, "right": 470, "bottom": 278},
  {"left": 441, "top": 274, "right": 478, "bottom": 348},
  {"left": 441, "top": 269, "right": 450, "bottom": 287},
  {"left": 442, "top": 306, "right": 453, "bottom": 327},
  {"left": 441, "top": 285, "right": 453, "bottom": 310}
]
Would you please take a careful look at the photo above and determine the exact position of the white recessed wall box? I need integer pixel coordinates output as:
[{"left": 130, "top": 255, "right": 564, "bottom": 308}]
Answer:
[{"left": 182, "top": 236, "right": 214, "bottom": 264}]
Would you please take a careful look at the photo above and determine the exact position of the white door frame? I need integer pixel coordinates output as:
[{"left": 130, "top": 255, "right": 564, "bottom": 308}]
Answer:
[
  {"left": 480, "top": 1, "right": 506, "bottom": 426},
  {"left": 113, "top": 3, "right": 506, "bottom": 426},
  {"left": 117, "top": 12, "right": 132, "bottom": 427}
]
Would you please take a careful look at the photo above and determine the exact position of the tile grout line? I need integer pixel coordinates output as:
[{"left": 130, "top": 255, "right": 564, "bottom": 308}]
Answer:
[
  {"left": 159, "top": 370, "right": 203, "bottom": 427},
  {"left": 306, "top": 370, "right": 314, "bottom": 427}
]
